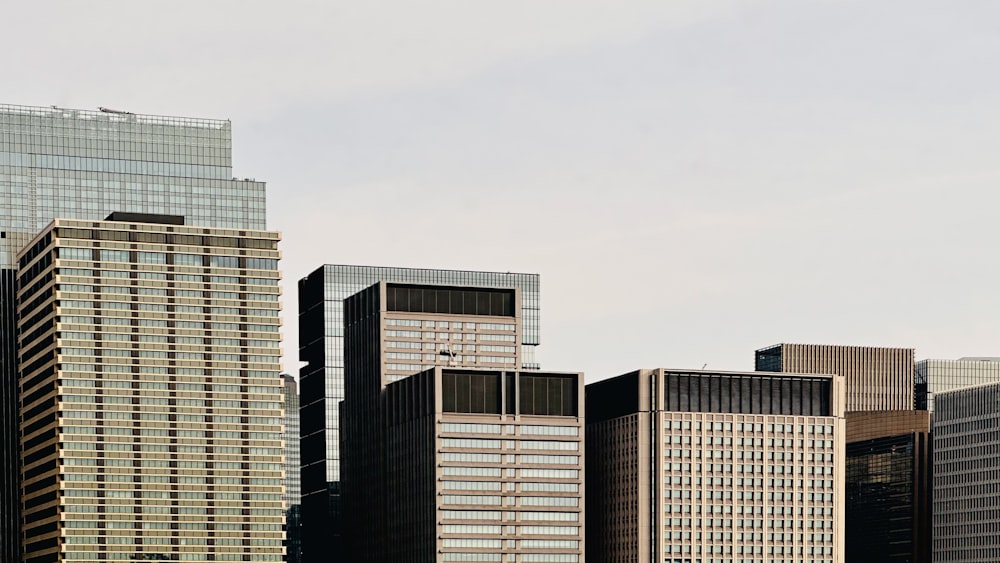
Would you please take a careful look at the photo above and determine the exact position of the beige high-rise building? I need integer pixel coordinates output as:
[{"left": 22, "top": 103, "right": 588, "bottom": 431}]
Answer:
[
  {"left": 755, "top": 343, "right": 914, "bottom": 412},
  {"left": 341, "top": 281, "right": 584, "bottom": 563},
  {"left": 586, "top": 368, "right": 846, "bottom": 563},
  {"left": 17, "top": 215, "right": 284, "bottom": 562},
  {"left": 384, "top": 366, "right": 584, "bottom": 563}
]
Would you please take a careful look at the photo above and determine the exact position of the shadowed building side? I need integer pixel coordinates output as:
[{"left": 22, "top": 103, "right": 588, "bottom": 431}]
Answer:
[{"left": 844, "top": 411, "right": 931, "bottom": 563}]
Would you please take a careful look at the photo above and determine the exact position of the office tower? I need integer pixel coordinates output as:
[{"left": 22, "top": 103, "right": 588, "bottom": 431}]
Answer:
[
  {"left": 755, "top": 343, "right": 929, "bottom": 561},
  {"left": 932, "top": 382, "right": 1000, "bottom": 562},
  {"left": 755, "top": 343, "right": 914, "bottom": 412},
  {"left": 281, "top": 375, "right": 302, "bottom": 563},
  {"left": 915, "top": 357, "right": 1000, "bottom": 413},
  {"left": 297, "top": 265, "right": 540, "bottom": 560},
  {"left": 844, "top": 411, "right": 931, "bottom": 563},
  {"left": 1, "top": 103, "right": 267, "bottom": 563},
  {"left": 586, "top": 368, "right": 846, "bottom": 563},
  {"left": 341, "top": 281, "right": 584, "bottom": 563},
  {"left": 342, "top": 280, "right": 521, "bottom": 563},
  {"left": 18, "top": 216, "right": 283, "bottom": 562},
  {"left": 383, "top": 367, "right": 584, "bottom": 563}
]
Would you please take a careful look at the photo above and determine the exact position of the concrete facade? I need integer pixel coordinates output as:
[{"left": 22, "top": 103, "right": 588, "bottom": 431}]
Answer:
[
  {"left": 586, "top": 369, "right": 846, "bottom": 563},
  {"left": 341, "top": 281, "right": 585, "bottom": 563},
  {"left": 384, "top": 367, "right": 584, "bottom": 563},
  {"left": 17, "top": 217, "right": 284, "bottom": 562}
]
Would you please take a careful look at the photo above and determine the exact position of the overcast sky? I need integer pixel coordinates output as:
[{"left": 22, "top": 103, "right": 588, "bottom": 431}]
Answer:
[{"left": 5, "top": 1, "right": 1000, "bottom": 381}]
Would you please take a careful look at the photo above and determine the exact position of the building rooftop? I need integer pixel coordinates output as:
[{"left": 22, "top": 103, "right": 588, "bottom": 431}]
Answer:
[{"left": 0, "top": 103, "right": 231, "bottom": 129}]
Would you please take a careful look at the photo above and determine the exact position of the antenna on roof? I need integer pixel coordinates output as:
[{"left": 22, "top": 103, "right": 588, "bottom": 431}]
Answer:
[{"left": 98, "top": 106, "right": 134, "bottom": 115}]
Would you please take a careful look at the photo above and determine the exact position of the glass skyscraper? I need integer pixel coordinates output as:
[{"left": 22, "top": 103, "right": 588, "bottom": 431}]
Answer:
[
  {"left": 915, "top": 357, "right": 1000, "bottom": 413},
  {"left": 297, "top": 265, "right": 540, "bottom": 561},
  {"left": 933, "top": 382, "right": 1000, "bottom": 561},
  {"left": 0, "top": 103, "right": 268, "bottom": 563}
]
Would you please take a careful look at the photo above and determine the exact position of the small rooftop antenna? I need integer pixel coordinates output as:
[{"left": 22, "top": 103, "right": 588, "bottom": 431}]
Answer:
[{"left": 701, "top": 363, "right": 708, "bottom": 370}]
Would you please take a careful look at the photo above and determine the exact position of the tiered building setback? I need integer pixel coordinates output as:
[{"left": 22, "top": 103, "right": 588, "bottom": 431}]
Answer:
[
  {"left": 341, "top": 281, "right": 583, "bottom": 563},
  {"left": 297, "top": 265, "right": 540, "bottom": 560},
  {"left": 17, "top": 216, "right": 284, "bottom": 562},
  {"left": 587, "top": 368, "right": 846, "bottom": 563}
]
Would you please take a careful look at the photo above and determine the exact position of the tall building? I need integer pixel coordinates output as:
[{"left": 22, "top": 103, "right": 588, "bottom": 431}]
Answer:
[
  {"left": 0, "top": 103, "right": 268, "bottom": 563},
  {"left": 844, "top": 411, "right": 931, "bottom": 563},
  {"left": 932, "top": 382, "right": 1000, "bottom": 562},
  {"left": 281, "top": 375, "right": 302, "bottom": 563},
  {"left": 297, "top": 265, "right": 540, "bottom": 560},
  {"left": 341, "top": 281, "right": 583, "bottom": 563},
  {"left": 382, "top": 367, "right": 584, "bottom": 563},
  {"left": 915, "top": 357, "right": 1000, "bottom": 413},
  {"left": 756, "top": 343, "right": 928, "bottom": 562},
  {"left": 18, "top": 216, "right": 284, "bottom": 562},
  {"left": 755, "top": 343, "right": 914, "bottom": 412},
  {"left": 342, "top": 280, "right": 521, "bottom": 563},
  {"left": 586, "top": 368, "right": 846, "bottom": 563}
]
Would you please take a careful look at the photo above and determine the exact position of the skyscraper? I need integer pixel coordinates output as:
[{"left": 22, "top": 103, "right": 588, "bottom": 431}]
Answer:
[
  {"left": 342, "top": 281, "right": 522, "bottom": 562},
  {"left": 382, "top": 366, "right": 585, "bottom": 563},
  {"left": 1, "top": 103, "right": 268, "bottom": 563},
  {"left": 755, "top": 342, "right": 926, "bottom": 562},
  {"left": 18, "top": 215, "right": 284, "bottom": 562},
  {"left": 844, "top": 411, "right": 931, "bottom": 563},
  {"left": 915, "top": 357, "right": 1000, "bottom": 413},
  {"left": 932, "top": 382, "right": 1000, "bottom": 561},
  {"left": 281, "top": 374, "right": 302, "bottom": 563},
  {"left": 586, "top": 368, "right": 846, "bottom": 563},
  {"left": 297, "top": 265, "right": 540, "bottom": 560}
]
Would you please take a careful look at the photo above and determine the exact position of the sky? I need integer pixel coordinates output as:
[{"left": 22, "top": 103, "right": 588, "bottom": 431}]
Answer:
[{"left": 5, "top": 0, "right": 1000, "bottom": 381}]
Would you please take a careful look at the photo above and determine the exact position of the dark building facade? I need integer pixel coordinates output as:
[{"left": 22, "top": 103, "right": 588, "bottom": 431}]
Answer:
[
  {"left": 282, "top": 375, "right": 302, "bottom": 563},
  {"left": 1, "top": 268, "right": 18, "bottom": 563},
  {"left": 297, "top": 265, "right": 540, "bottom": 561},
  {"left": 845, "top": 411, "right": 932, "bottom": 563}
]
